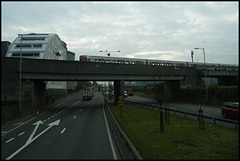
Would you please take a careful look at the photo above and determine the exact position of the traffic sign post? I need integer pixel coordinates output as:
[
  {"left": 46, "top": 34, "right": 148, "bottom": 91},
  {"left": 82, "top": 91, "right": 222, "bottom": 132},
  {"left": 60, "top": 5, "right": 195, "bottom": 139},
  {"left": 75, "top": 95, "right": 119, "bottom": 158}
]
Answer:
[
  {"left": 118, "top": 95, "right": 124, "bottom": 118},
  {"left": 118, "top": 100, "right": 124, "bottom": 106}
]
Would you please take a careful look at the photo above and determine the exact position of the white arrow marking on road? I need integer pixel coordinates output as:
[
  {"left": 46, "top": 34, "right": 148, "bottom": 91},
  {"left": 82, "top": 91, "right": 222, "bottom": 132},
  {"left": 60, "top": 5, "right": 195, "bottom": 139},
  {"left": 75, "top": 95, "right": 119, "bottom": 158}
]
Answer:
[
  {"left": 6, "top": 119, "right": 60, "bottom": 160},
  {"left": 25, "top": 120, "right": 43, "bottom": 145},
  {"left": 29, "top": 119, "right": 60, "bottom": 144}
]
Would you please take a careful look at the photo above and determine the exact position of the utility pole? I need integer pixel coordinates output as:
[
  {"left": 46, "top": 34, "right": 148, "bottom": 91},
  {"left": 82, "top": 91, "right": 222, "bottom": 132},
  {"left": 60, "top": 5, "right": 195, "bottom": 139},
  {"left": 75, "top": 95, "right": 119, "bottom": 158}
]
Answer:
[{"left": 18, "top": 34, "right": 23, "bottom": 114}]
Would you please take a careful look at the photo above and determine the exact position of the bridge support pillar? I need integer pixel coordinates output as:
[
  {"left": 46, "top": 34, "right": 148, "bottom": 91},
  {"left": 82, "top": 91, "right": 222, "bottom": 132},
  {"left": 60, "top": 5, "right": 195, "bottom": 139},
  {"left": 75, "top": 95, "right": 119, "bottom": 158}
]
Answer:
[
  {"left": 32, "top": 80, "right": 46, "bottom": 110},
  {"left": 114, "top": 80, "right": 124, "bottom": 105},
  {"left": 165, "top": 81, "right": 180, "bottom": 102}
]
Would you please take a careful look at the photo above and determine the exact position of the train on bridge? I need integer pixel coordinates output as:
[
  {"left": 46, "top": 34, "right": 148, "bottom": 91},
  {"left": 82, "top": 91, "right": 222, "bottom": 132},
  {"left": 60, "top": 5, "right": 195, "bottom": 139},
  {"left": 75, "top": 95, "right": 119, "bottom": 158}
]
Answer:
[{"left": 80, "top": 55, "right": 238, "bottom": 71}]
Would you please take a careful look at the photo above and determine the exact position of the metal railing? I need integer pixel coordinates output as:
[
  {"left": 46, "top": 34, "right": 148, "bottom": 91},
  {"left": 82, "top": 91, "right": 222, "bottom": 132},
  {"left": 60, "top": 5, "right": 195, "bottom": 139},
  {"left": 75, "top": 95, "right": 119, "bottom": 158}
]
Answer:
[{"left": 125, "top": 100, "right": 239, "bottom": 130}]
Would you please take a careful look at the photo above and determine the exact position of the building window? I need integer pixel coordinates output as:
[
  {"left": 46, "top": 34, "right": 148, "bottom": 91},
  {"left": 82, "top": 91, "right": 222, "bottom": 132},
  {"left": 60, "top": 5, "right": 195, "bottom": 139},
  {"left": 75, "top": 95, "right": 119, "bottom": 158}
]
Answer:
[
  {"left": 21, "top": 37, "right": 45, "bottom": 41},
  {"left": 15, "top": 44, "right": 42, "bottom": 48},
  {"left": 12, "top": 52, "right": 40, "bottom": 57}
]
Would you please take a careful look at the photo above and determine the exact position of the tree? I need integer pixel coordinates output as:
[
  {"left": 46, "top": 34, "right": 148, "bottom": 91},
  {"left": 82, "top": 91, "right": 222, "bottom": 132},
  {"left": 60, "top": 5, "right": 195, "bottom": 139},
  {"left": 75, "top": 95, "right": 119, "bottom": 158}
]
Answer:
[{"left": 153, "top": 84, "right": 165, "bottom": 133}]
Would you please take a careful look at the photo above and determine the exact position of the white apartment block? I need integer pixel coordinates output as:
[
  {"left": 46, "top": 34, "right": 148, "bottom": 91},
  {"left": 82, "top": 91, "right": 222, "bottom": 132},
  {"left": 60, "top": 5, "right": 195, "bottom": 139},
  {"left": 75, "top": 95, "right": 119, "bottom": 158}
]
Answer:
[{"left": 6, "top": 33, "right": 69, "bottom": 90}]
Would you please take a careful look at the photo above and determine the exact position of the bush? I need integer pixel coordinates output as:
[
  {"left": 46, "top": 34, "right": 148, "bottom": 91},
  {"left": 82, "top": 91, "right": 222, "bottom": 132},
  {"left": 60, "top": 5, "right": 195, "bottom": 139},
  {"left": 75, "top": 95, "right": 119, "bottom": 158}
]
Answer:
[{"left": 215, "top": 86, "right": 238, "bottom": 102}]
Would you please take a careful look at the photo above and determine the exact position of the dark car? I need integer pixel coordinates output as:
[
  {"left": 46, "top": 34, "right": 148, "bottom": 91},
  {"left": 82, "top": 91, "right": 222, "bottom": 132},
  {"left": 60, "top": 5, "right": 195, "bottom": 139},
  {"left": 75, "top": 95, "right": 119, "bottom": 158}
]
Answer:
[{"left": 221, "top": 102, "right": 239, "bottom": 120}]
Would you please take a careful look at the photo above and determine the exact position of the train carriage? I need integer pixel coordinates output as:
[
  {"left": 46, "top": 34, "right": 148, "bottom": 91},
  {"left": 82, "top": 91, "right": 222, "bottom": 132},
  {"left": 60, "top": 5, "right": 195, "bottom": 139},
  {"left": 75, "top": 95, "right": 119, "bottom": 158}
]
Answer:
[{"left": 79, "top": 55, "right": 238, "bottom": 71}]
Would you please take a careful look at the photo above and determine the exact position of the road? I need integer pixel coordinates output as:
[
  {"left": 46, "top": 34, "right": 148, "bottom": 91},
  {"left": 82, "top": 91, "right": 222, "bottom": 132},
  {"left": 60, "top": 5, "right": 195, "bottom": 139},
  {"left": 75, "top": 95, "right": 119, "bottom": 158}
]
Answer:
[
  {"left": 1, "top": 91, "right": 116, "bottom": 160},
  {"left": 125, "top": 95, "right": 238, "bottom": 129}
]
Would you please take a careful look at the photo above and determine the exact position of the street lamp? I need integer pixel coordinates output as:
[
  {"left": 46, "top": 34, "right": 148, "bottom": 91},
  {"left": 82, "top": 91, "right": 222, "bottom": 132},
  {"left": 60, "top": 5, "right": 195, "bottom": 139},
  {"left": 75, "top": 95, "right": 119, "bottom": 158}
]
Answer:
[
  {"left": 194, "top": 47, "right": 208, "bottom": 102},
  {"left": 18, "top": 34, "right": 23, "bottom": 114},
  {"left": 99, "top": 50, "right": 120, "bottom": 57}
]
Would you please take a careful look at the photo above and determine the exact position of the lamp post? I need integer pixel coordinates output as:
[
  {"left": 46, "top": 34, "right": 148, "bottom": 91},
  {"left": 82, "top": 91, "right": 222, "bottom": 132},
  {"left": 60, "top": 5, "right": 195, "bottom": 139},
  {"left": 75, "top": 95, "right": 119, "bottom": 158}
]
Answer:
[
  {"left": 18, "top": 34, "right": 23, "bottom": 114},
  {"left": 194, "top": 47, "right": 208, "bottom": 102},
  {"left": 99, "top": 50, "right": 120, "bottom": 57}
]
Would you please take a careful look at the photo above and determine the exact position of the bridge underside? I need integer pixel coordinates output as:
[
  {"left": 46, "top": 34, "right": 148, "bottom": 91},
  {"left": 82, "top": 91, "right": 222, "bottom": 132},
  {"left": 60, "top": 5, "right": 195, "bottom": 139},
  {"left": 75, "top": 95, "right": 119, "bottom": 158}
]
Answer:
[{"left": 21, "top": 73, "right": 185, "bottom": 81}]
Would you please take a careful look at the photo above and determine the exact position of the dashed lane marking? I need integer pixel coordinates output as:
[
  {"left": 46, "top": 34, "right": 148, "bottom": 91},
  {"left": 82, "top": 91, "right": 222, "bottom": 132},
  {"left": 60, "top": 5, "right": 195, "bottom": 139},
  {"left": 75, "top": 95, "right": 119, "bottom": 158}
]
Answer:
[
  {"left": 61, "top": 128, "right": 66, "bottom": 134},
  {"left": 18, "top": 132, "right": 25, "bottom": 136},
  {"left": 5, "top": 138, "right": 15, "bottom": 143}
]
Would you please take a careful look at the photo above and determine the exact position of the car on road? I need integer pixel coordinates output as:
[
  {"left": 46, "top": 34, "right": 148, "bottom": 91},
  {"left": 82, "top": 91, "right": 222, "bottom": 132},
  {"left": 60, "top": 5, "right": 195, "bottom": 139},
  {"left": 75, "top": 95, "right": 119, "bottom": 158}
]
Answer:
[
  {"left": 221, "top": 102, "right": 239, "bottom": 120},
  {"left": 124, "top": 91, "right": 127, "bottom": 97}
]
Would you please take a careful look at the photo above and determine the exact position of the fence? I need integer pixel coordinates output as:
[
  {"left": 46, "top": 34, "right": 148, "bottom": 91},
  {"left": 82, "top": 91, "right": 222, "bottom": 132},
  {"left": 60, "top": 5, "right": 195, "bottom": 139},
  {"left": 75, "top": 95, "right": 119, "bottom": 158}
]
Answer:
[{"left": 125, "top": 100, "right": 239, "bottom": 130}]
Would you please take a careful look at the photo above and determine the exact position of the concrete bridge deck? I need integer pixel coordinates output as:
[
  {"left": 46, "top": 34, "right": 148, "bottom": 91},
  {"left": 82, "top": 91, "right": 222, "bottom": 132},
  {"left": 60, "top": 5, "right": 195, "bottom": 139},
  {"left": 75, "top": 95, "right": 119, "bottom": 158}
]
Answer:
[{"left": 2, "top": 57, "right": 196, "bottom": 81}]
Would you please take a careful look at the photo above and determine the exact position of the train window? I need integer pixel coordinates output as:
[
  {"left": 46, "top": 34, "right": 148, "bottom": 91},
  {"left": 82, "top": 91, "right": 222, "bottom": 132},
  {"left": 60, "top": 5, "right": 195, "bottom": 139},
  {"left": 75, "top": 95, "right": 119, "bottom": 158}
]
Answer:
[
  {"left": 131, "top": 61, "right": 135, "bottom": 64},
  {"left": 136, "top": 61, "right": 143, "bottom": 64},
  {"left": 106, "top": 60, "right": 111, "bottom": 63},
  {"left": 80, "top": 55, "right": 87, "bottom": 62},
  {"left": 190, "top": 64, "right": 196, "bottom": 67},
  {"left": 179, "top": 63, "right": 185, "bottom": 66},
  {"left": 118, "top": 60, "right": 125, "bottom": 64},
  {"left": 151, "top": 62, "right": 158, "bottom": 65},
  {"left": 125, "top": 61, "right": 130, "bottom": 64},
  {"left": 99, "top": 59, "right": 105, "bottom": 63},
  {"left": 80, "top": 56, "right": 84, "bottom": 61}
]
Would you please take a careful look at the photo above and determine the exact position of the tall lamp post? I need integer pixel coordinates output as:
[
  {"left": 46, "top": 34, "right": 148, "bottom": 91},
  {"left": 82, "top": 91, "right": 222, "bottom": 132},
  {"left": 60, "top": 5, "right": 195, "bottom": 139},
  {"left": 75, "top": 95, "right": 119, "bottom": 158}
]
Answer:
[
  {"left": 18, "top": 34, "right": 23, "bottom": 114},
  {"left": 99, "top": 50, "right": 120, "bottom": 57},
  {"left": 194, "top": 47, "right": 208, "bottom": 102}
]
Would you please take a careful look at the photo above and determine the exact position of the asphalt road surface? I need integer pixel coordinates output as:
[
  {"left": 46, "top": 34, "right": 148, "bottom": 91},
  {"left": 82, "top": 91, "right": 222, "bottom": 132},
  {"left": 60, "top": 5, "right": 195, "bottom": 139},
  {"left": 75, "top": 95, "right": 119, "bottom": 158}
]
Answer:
[{"left": 1, "top": 91, "right": 116, "bottom": 160}]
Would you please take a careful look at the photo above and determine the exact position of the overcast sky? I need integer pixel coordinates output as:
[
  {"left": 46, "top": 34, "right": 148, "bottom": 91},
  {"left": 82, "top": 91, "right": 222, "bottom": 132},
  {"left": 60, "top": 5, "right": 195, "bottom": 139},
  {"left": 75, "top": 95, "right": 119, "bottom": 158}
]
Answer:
[{"left": 1, "top": 1, "right": 239, "bottom": 65}]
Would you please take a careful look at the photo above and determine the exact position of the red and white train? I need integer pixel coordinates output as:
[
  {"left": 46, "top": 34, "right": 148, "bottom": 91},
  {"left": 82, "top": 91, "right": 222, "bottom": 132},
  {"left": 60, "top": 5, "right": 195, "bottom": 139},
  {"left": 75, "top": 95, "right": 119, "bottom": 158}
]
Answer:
[{"left": 79, "top": 55, "right": 238, "bottom": 71}]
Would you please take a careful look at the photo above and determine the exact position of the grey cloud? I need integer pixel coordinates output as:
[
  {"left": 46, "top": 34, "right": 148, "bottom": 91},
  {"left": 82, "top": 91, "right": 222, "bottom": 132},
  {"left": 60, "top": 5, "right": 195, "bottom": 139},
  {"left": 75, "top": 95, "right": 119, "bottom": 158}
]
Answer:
[{"left": 1, "top": 2, "right": 238, "bottom": 65}]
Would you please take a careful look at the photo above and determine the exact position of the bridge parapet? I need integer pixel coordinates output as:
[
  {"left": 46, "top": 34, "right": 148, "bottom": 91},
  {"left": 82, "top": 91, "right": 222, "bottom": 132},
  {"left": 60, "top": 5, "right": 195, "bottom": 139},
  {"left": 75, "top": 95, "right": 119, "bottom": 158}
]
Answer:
[{"left": 197, "top": 69, "right": 238, "bottom": 76}]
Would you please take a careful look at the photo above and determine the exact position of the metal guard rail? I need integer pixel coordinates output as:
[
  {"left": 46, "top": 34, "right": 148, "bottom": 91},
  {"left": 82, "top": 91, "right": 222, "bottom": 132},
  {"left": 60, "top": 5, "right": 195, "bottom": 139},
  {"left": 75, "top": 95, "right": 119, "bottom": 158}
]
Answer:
[{"left": 125, "top": 100, "right": 239, "bottom": 130}]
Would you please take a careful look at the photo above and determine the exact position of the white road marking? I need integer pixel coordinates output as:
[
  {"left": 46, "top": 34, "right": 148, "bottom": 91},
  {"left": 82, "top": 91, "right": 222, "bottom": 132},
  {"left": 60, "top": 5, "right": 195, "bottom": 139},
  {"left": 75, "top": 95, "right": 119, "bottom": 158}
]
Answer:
[
  {"left": 6, "top": 119, "right": 60, "bottom": 160},
  {"left": 5, "top": 138, "right": 15, "bottom": 143},
  {"left": 2, "top": 131, "right": 7, "bottom": 135},
  {"left": 25, "top": 120, "right": 44, "bottom": 145},
  {"left": 61, "top": 128, "right": 66, "bottom": 134},
  {"left": 13, "top": 122, "right": 24, "bottom": 126},
  {"left": 2, "top": 92, "right": 79, "bottom": 137},
  {"left": 18, "top": 132, "right": 25, "bottom": 136},
  {"left": 73, "top": 116, "right": 76, "bottom": 119}
]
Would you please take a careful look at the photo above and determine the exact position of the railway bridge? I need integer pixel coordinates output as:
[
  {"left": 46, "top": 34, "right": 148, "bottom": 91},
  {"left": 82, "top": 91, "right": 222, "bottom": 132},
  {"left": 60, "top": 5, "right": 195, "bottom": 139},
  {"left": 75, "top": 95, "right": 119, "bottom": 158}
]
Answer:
[
  {"left": 2, "top": 57, "right": 196, "bottom": 105},
  {"left": 1, "top": 57, "right": 238, "bottom": 116}
]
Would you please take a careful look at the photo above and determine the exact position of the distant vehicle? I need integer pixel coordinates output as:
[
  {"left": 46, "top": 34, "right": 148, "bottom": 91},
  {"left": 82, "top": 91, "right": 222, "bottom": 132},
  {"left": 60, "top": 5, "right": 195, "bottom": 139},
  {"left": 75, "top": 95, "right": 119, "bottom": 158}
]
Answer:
[
  {"left": 124, "top": 91, "right": 128, "bottom": 97},
  {"left": 128, "top": 90, "right": 134, "bottom": 96},
  {"left": 111, "top": 90, "right": 114, "bottom": 97},
  {"left": 105, "top": 91, "right": 109, "bottom": 96},
  {"left": 82, "top": 88, "right": 92, "bottom": 100},
  {"left": 221, "top": 102, "right": 239, "bottom": 119}
]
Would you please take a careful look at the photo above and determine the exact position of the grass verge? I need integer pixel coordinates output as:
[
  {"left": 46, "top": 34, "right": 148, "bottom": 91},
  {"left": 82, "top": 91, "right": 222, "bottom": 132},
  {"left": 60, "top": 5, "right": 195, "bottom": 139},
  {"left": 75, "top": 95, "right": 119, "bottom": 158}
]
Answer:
[{"left": 110, "top": 104, "right": 239, "bottom": 160}]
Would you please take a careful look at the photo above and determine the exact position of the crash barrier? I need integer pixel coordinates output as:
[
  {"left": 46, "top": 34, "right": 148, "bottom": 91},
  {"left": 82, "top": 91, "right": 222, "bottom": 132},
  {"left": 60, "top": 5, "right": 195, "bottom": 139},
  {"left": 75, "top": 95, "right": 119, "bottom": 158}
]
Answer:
[
  {"left": 104, "top": 98, "right": 143, "bottom": 160},
  {"left": 125, "top": 100, "right": 239, "bottom": 130}
]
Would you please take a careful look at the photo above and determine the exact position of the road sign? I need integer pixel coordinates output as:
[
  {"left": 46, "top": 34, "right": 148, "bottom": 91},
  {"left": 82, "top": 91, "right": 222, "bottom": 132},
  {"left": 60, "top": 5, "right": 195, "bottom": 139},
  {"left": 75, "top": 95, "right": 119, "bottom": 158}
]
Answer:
[
  {"left": 119, "top": 96, "right": 123, "bottom": 100},
  {"left": 118, "top": 100, "right": 124, "bottom": 106}
]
